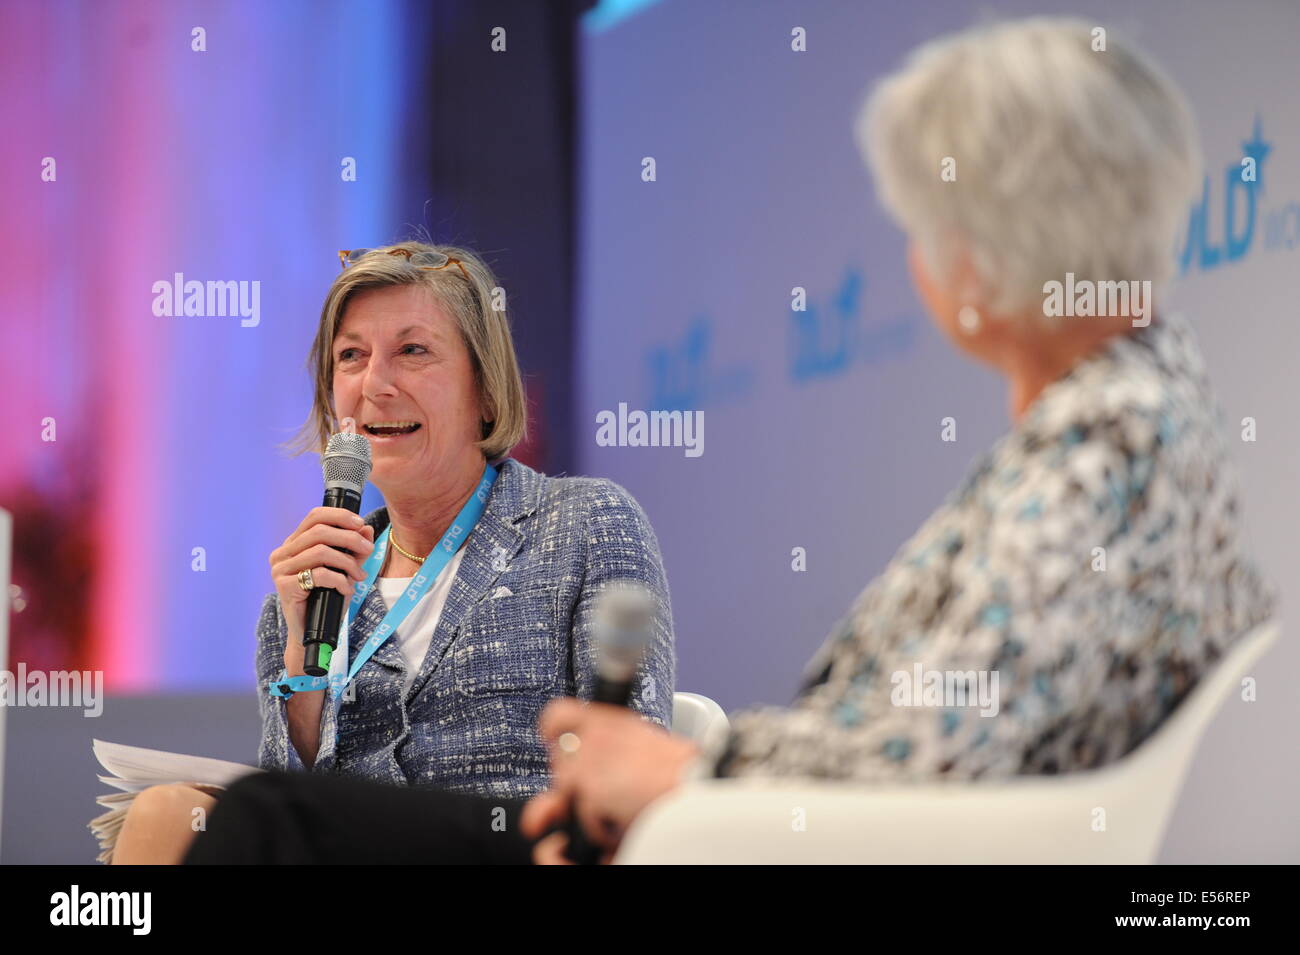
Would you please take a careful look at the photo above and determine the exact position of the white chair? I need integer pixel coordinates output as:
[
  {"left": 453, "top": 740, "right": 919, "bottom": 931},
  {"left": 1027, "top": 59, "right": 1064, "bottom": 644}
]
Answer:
[
  {"left": 618, "top": 621, "right": 1279, "bottom": 864},
  {"left": 671, "top": 691, "right": 729, "bottom": 744}
]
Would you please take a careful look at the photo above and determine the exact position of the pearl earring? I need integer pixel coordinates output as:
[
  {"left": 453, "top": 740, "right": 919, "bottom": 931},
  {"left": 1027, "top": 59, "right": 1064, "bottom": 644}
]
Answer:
[{"left": 957, "top": 305, "right": 981, "bottom": 334}]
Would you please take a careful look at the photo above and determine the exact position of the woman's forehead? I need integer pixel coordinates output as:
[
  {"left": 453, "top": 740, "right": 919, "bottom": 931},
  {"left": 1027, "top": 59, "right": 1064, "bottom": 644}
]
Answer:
[{"left": 336, "top": 284, "right": 455, "bottom": 340}]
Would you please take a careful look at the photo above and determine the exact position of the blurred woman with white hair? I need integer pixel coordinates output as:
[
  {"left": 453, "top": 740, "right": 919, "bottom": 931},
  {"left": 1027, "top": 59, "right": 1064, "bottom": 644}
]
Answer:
[
  {"left": 673, "top": 16, "right": 1279, "bottom": 784},
  {"left": 514, "top": 17, "right": 1279, "bottom": 859},
  {"left": 184, "top": 18, "right": 1277, "bottom": 864}
]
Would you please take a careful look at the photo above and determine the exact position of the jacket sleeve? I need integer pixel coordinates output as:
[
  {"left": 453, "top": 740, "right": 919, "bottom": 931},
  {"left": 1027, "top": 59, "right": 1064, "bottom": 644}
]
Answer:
[
  {"left": 700, "top": 415, "right": 1156, "bottom": 783},
  {"left": 255, "top": 592, "right": 339, "bottom": 773},
  {"left": 570, "top": 481, "right": 676, "bottom": 730}
]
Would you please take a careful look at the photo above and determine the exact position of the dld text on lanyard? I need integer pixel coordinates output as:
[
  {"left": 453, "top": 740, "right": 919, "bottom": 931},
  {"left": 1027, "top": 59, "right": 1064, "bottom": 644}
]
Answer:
[{"left": 269, "top": 463, "right": 498, "bottom": 701}]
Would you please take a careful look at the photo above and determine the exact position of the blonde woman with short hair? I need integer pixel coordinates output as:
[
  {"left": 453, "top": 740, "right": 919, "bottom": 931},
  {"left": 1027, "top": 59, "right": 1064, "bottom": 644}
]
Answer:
[{"left": 112, "top": 241, "right": 675, "bottom": 864}]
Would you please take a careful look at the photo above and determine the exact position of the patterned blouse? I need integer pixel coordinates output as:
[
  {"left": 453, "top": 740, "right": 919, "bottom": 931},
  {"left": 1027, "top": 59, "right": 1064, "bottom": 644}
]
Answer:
[{"left": 708, "top": 310, "right": 1277, "bottom": 781}]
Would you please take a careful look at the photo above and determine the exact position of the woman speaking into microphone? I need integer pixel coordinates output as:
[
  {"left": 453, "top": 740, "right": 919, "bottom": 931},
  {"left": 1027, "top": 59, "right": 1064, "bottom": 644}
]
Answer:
[{"left": 111, "top": 242, "right": 675, "bottom": 864}]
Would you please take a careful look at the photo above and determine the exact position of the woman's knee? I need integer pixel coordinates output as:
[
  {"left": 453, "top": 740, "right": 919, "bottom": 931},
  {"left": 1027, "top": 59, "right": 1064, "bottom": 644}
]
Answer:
[
  {"left": 114, "top": 784, "right": 215, "bottom": 865},
  {"left": 130, "top": 783, "right": 213, "bottom": 819}
]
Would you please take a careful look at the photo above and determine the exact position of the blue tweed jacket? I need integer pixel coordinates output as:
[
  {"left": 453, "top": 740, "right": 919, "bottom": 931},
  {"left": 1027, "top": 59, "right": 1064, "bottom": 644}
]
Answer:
[{"left": 255, "top": 458, "right": 675, "bottom": 798}]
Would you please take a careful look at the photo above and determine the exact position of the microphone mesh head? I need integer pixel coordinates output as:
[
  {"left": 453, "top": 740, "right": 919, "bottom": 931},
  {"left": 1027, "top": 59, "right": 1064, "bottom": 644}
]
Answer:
[
  {"left": 321, "top": 432, "right": 373, "bottom": 493},
  {"left": 593, "top": 581, "right": 656, "bottom": 682}
]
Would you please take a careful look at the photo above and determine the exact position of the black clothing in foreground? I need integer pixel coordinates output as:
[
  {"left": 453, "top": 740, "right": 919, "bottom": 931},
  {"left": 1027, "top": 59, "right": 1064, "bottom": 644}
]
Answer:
[{"left": 183, "top": 770, "right": 535, "bottom": 865}]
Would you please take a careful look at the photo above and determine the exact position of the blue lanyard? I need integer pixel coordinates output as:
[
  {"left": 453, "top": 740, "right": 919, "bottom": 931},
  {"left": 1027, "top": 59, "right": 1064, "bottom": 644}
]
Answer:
[{"left": 269, "top": 463, "right": 498, "bottom": 701}]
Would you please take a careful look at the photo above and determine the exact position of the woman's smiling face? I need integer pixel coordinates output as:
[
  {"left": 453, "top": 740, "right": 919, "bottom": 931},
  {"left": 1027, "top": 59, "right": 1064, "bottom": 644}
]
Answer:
[{"left": 331, "top": 283, "right": 487, "bottom": 492}]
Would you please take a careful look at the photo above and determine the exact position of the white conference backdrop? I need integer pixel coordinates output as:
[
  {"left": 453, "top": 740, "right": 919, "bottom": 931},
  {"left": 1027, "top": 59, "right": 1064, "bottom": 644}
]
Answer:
[{"left": 577, "top": 0, "right": 1299, "bottom": 861}]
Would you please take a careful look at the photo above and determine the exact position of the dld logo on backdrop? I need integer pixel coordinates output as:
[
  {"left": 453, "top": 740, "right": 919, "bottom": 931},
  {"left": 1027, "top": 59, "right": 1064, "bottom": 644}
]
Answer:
[
  {"left": 640, "top": 266, "right": 920, "bottom": 415},
  {"left": 1180, "top": 116, "right": 1299, "bottom": 272}
]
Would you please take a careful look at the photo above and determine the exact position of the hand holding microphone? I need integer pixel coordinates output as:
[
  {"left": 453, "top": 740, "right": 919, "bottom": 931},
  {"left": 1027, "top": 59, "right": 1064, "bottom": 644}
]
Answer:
[
  {"left": 267, "top": 432, "right": 375, "bottom": 676},
  {"left": 560, "top": 581, "right": 656, "bottom": 864}
]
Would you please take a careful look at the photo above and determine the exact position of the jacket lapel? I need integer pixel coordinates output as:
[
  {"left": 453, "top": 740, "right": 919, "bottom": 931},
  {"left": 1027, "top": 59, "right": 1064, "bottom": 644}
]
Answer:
[{"left": 358, "top": 459, "right": 544, "bottom": 700}]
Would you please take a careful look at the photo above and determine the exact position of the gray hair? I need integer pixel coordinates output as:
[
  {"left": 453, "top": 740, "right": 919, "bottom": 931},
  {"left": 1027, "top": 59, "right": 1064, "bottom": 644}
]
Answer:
[{"left": 856, "top": 17, "right": 1202, "bottom": 318}]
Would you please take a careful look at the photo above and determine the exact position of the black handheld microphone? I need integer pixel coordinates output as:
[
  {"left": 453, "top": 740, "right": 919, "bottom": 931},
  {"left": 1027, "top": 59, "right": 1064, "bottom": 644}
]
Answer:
[
  {"left": 302, "top": 432, "right": 373, "bottom": 677},
  {"left": 563, "top": 581, "right": 656, "bottom": 865}
]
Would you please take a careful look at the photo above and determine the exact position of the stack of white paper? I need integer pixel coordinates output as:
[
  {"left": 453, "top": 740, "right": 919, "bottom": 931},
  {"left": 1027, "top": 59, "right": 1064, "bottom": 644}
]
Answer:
[{"left": 89, "top": 739, "right": 260, "bottom": 864}]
